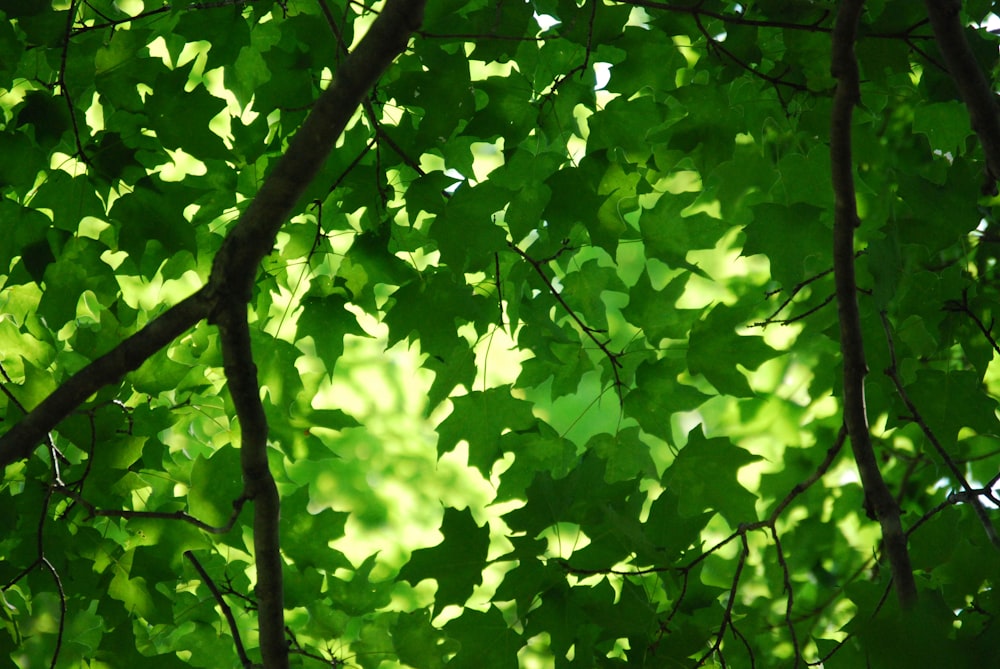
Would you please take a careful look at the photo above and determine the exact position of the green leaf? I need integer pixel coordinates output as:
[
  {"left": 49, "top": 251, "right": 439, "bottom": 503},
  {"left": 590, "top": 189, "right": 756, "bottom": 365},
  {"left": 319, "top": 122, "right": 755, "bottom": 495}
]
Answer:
[
  {"left": 913, "top": 102, "right": 973, "bottom": 155},
  {"left": 588, "top": 427, "right": 657, "bottom": 483},
  {"left": 664, "top": 428, "right": 760, "bottom": 525},
  {"left": 743, "top": 202, "right": 832, "bottom": 288},
  {"left": 432, "top": 182, "right": 509, "bottom": 272},
  {"left": 328, "top": 554, "right": 393, "bottom": 616},
  {"left": 187, "top": 446, "right": 243, "bottom": 528},
  {"left": 443, "top": 607, "right": 520, "bottom": 669},
  {"left": 111, "top": 183, "right": 198, "bottom": 266},
  {"left": 5, "top": 4, "right": 1000, "bottom": 667},
  {"left": 394, "top": 610, "right": 459, "bottom": 669},
  {"left": 436, "top": 387, "right": 537, "bottom": 475},
  {"left": 280, "top": 487, "right": 351, "bottom": 573},
  {"left": 398, "top": 508, "right": 490, "bottom": 614},
  {"left": 688, "top": 303, "right": 780, "bottom": 397},
  {"left": 384, "top": 271, "right": 489, "bottom": 356},
  {"left": 622, "top": 268, "right": 699, "bottom": 343},
  {"left": 624, "top": 358, "right": 712, "bottom": 440},
  {"left": 297, "top": 293, "right": 369, "bottom": 370},
  {"left": 559, "top": 259, "right": 626, "bottom": 331},
  {"left": 227, "top": 45, "right": 271, "bottom": 108}
]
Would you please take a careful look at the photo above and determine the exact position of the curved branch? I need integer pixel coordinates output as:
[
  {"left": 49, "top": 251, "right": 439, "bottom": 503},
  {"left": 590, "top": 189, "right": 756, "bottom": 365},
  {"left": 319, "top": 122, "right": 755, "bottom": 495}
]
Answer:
[
  {"left": 40, "top": 558, "right": 66, "bottom": 669},
  {"left": 507, "top": 242, "right": 625, "bottom": 402},
  {"left": 830, "top": 0, "right": 917, "bottom": 608},
  {"left": 924, "top": 0, "right": 1000, "bottom": 184},
  {"left": 55, "top": 484, "right": 250, "bottom": 535}
]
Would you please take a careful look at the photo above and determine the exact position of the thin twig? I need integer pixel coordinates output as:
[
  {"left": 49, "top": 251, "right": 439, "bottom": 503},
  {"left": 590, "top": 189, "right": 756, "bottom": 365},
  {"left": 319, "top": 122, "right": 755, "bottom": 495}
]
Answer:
[
  {"left": 696, "top": 534, "right": 749, "bottom": 667},
  {"left": 54, "top": 484, "right": 249, "bottom": 534},
  {"left": 507, "top": 242, "right": 624, "bottom": 403},
  {"left": 185, "top": 551, "right": 253, "bottom": 668},
  {"left": 879, "top": 312, "right": 1000, "bottom": 550},
  {"left": 40, "top": 558, "right": 66, "bottom": 669}
]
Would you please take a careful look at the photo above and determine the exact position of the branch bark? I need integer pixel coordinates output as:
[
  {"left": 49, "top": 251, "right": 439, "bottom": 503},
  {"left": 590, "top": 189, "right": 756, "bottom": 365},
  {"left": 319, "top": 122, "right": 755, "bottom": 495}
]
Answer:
[
  {"left": 0, "top": 0, "right": 426, "bottom": 472},
  {"left": 216, "top": 303, "right": 287, "bottom": 668},
  {"left": 924, "top": 0, "right": 1000, "bottom": 184},
  {"left": 1, "top": 5, "right": 427, "bottom": 664},
  {"left": 206, "top": 0, "right": 427, "bottom": 310},
  {"left": 830, "top": 0, "right": 918, "bottom": 609}
]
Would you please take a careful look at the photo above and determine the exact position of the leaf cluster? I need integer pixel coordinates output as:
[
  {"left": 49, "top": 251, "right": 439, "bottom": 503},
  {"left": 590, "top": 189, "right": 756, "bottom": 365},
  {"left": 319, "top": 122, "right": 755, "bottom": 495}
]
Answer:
[{"left": 1, "top": 1, "right": 1000, "bottom": 668}]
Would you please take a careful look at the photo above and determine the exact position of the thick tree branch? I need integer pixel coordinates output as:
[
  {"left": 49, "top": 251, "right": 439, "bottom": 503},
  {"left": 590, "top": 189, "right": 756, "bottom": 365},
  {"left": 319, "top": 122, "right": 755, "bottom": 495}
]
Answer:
[
  {"left": 206, "top": 0, "right": 427, "bottom": 311},
  {"left": 211, "top": 4, "right": 424, "bottom": 666},
  {"left": 830, "top": 0, "right": 918, "bottom": 609},
  {"left": 0, "top": 0, "right": 426, "bottom": 473},
  {"left": 0, "top": 288, "right": 213, "bottom": 470},
  {"left": 216, "top": 303, "right": 285, "bottom": 668},
  {"left": 924, "top": 0, "right": 1000, "bottom": 183}
]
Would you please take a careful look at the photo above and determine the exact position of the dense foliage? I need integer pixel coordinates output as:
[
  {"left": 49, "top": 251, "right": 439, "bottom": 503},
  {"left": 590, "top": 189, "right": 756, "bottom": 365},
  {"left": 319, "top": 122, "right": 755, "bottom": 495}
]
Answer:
[{"left": 2, "top": 0, "right": 1000, "bottom": 667}]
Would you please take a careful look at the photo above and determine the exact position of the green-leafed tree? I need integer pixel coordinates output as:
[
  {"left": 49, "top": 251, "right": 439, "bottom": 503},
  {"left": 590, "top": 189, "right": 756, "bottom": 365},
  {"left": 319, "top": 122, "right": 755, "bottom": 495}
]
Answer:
[{"left": 2, "top": 0, "right": 1000, "bottom": 666}]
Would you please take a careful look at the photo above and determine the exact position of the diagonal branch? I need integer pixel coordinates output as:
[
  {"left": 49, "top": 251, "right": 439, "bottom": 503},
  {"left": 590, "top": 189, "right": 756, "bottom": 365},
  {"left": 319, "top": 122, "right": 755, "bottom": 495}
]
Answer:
[
  {"left": 924, "top": 0, "right": 1000, "bottom": 184},
  {"left": 185, "top": 550, "right": 253, "bottom": 669},
  {"left": 0, "top": 289, "right": 213, "bottom": 470},
  {"left": 879, "top": 312, "right": 1000, "bottom": 551},
  {"left": 0, "top": 0, "right": 427, "bottom": 471},
  {"left": 507, "top": 242, "right": 625, "bottom": 403},
  {"left": 830, "top": 0, "right": 917, "bottom": 609},
  {"left": 205, "top": 0, "right": 426, "bottom": 311}
]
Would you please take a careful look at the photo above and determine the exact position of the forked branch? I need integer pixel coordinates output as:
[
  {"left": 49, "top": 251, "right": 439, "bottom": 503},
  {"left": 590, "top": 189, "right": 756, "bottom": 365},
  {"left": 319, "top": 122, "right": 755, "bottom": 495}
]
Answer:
[{"left": 0, "top": 0, "right": 427, "bottom": 471}]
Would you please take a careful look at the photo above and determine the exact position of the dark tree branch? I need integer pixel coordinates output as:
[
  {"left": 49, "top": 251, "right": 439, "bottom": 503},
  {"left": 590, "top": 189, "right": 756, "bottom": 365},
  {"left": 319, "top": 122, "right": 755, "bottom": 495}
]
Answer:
[
  {"left": 69, "top": 0, "right": 256, "bottom": 36},
  {"left": 0, "top": 288, "right": 213, "bottom": 470},
  {"left": 924, "top": 0, "right": 1000, "bottom": 184},
  {"left": 615, "top": 0, "right": 933, "bottom": 40},
  {"left": 696, "top": 534, "right": 749, "bottom": 667},
  {"left": 216, "top": 303, "right": 286, "bottom": 668},
  {"left": 206, "top": 0, "right": 427, "bottom": 311},
  {"left": 54, "top": 484, "right": 250, "bottom": 535},
  {"left": 692, "top": 12, "right": 809, "bottom": 92},
  {"left": 0, "top": 0, "right": 426, "bottom": 470},
  {"left": 203, "top": 12, "right": 430, "bottom": 659},
  {"left": 615, "top": 0, "right": 834, "bottom": 32},
  {"left": 771, "top": 527, "right": 799, "bottom": 666},
  {"left": 0, "top": 361, "right": 27, "bottom": 415},
  {"left": 753, "top": 292, "right": 836, "bottom": 327},
  {"left": 185, "top": 550, "right": 253, "bottom": 669},
  {"left": 830, "top": 0, "right": 917, "bottom": 609},
  {"left": 751, "top": 252, "right": 864, "bottom": 328},
  {"left": 318, "top": 0, "right": 425, "bottom": 179},
  {"left": 0, "top": 7, "right": 427, "bottom": 665},
  {"left": 40, "top": 558, "right": 66, "bottom": 669},
  {"left": 944, "top": 289, "right": 1000, "bottom": 356},
  {"left": 565, "top": 427, "right": 846, "bottom": 665},
  {"left": 879, "top": 312, "right": 1000, "bottom": 551}
]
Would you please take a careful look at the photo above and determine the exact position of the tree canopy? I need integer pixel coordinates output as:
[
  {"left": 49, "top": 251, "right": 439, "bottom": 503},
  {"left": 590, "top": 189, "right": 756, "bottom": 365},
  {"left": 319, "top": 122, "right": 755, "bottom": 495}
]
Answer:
[{"left": 2, "top": 0, "right": 1000, "bottom": 667}]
